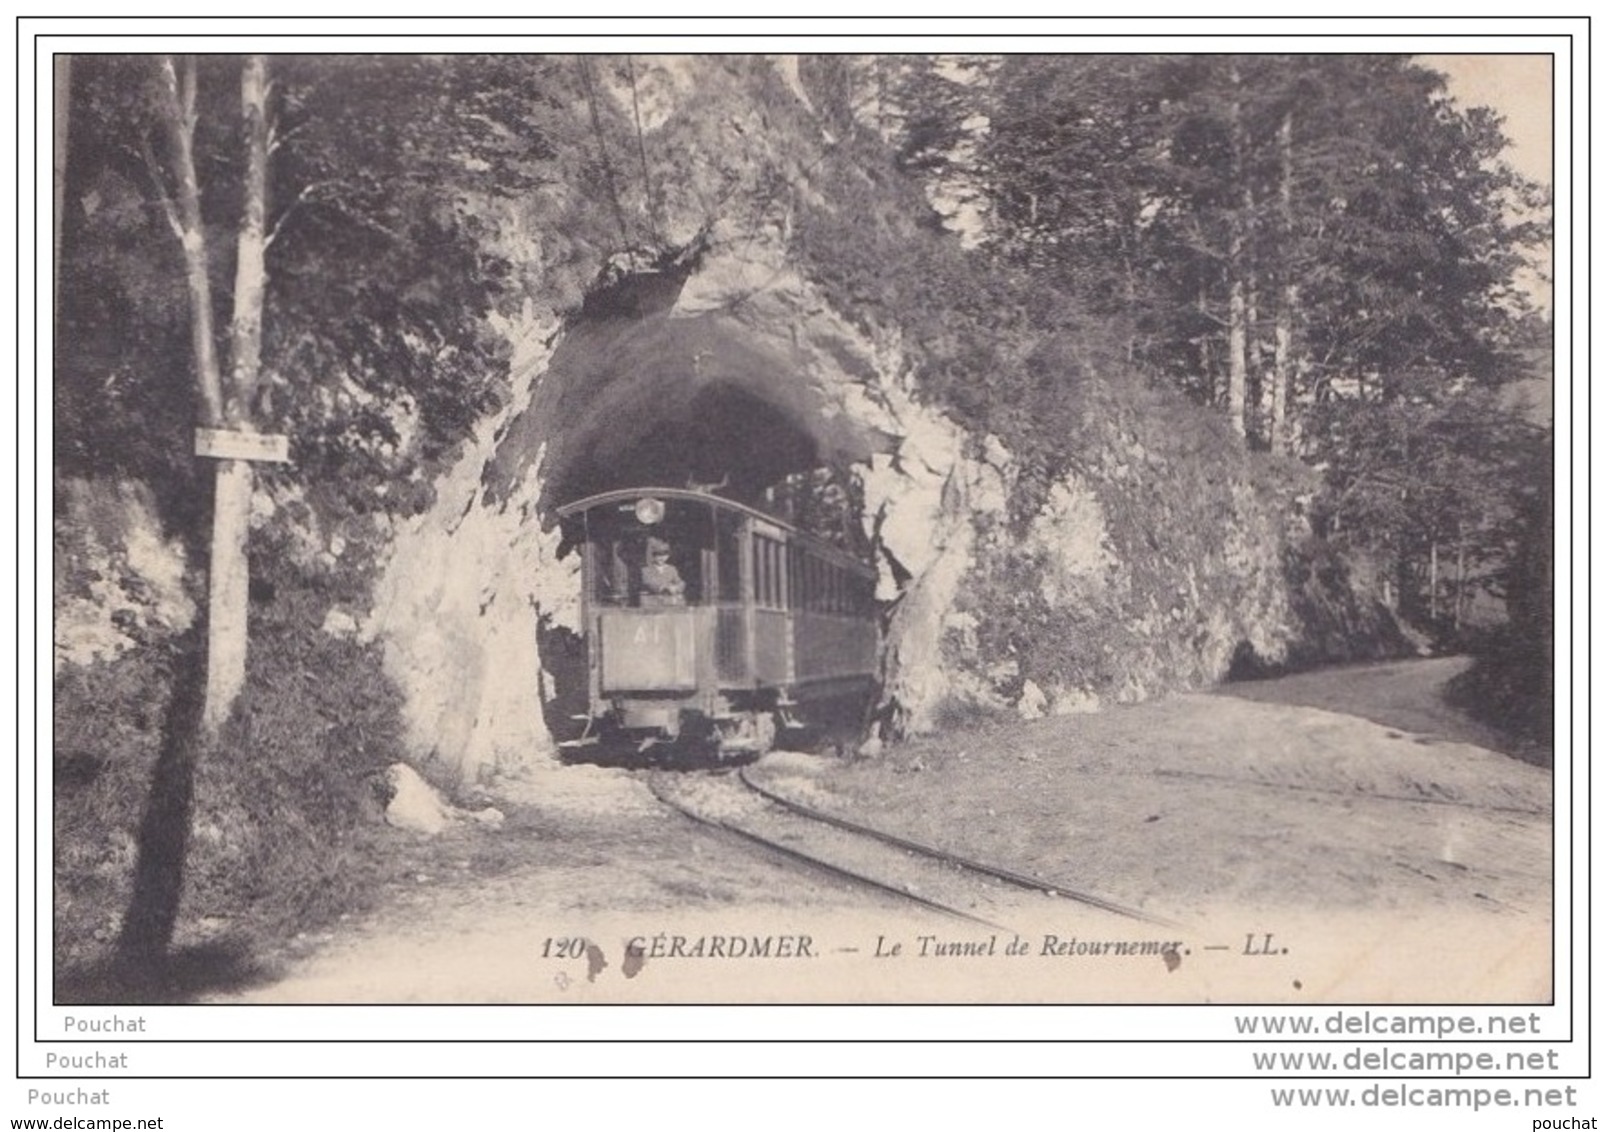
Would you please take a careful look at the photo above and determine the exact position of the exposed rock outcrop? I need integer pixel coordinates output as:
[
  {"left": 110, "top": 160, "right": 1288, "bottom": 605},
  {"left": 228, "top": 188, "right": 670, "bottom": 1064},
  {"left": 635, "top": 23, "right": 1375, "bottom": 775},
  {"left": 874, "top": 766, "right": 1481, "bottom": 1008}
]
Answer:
[
  {"left": 382, "top": 763, "right": 504, "bottom": 835},
  {"left": 54, "top": 478, "right": 195, "bottom": 672},
  {"left": 355, "top": 56, "right": 1363, "bottom": 779},
  {"left": 55, "top": 56, "right": 1398, "bottom": 786},
  {"left": 364, "top": 218, "right": 986, "bottom": 778}
]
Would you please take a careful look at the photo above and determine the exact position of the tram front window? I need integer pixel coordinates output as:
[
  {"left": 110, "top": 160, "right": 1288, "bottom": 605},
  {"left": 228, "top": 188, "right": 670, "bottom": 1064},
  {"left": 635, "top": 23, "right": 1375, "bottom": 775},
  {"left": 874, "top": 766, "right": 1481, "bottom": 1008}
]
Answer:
[
  {"left": 588, "top": 501, "right": 714, "bottom": 608},
  {"left": 638, "top": 537, "right": 687, "bottom": 605}
]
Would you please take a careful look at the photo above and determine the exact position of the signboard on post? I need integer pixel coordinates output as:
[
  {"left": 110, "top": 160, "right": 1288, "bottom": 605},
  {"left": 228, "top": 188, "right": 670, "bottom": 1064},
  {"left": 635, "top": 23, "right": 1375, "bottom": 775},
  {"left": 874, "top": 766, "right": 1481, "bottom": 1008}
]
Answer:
[{"left": 194, "top": 428, "right": 291, "bottom": 464}]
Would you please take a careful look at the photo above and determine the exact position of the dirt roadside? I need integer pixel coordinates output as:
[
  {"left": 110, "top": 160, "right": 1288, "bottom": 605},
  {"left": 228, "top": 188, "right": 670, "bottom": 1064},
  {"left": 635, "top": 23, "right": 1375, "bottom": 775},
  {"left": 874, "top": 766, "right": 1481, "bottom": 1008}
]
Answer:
[{"left": 213, "top": 656, "right": 1552, "bottom": 1004}]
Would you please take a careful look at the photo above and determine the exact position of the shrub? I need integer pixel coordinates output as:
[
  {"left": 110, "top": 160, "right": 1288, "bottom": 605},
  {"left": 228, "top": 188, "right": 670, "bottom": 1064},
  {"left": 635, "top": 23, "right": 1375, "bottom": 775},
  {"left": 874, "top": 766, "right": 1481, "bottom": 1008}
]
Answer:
[
  {"left": 179, "top": 596, "right": 405, "bottom": 936},
  {"left": 54, "top": 582, "right": 412, "bottom": 986},
  {"left": 54, "top": 646, "right": 176, "bottom": 970},
  {"left": 1445, "top": 625, "right": 1553, "bottom": 759}
]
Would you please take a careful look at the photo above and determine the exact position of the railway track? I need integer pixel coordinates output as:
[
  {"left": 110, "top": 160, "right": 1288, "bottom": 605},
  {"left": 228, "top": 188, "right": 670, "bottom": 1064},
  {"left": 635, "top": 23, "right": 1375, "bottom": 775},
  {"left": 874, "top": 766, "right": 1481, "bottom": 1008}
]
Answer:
[{"left": 647, "top": 767, "right": 1176, "bottom": 934}]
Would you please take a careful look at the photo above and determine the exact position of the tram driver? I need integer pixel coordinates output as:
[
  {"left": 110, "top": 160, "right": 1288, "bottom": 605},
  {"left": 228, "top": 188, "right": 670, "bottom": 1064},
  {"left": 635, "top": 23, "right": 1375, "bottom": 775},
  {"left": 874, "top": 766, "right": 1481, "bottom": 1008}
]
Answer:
[{"left": 639, "top": 536, "right": 687, "bottom": 606}]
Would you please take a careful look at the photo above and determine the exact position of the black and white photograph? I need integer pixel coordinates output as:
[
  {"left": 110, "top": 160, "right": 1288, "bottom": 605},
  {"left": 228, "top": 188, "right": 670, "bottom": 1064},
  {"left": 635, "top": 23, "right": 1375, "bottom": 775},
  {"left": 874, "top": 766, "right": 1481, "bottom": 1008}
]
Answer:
[{"left": 35, "top": 28, "right": 1573, "bottom": 1102}]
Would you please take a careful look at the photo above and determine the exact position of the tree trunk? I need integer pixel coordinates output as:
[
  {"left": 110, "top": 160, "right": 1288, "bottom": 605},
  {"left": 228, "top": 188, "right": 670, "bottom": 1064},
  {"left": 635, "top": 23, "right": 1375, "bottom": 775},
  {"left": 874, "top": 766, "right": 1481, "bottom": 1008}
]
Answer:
[
  {"left": 1454, "top": 535, "right": 1466, "bottom": 631},
  {"left": 1225, "top": 62, "right": 1248, "bottom": 439},
  {"left": 1271, "top": 108, "right": 1294, "bottom": 456},
  {"left": 156, "top": 55, "right": 250, "bottom": 732},
  {"left": 1272, "top": 289, "right": 1293, "bottom": 455},
  {"left": 202, "top": 55, "right": 271, "bottom": 733},
  {"left": 230, "top": 55, "right": 269, "bottom": 415},
  {"left": 118, "top": 56, "right": 237, "bottom": 971},
  {"left": 1228, "top": 273, "right": 1247, "bottom": 437},
  {"left": 157, "top": 56, "right": 226, "bottom": 429},
  {"left": 1246, "top": 269, "right": 1261, "bottom": 445},
  {"left": 204, "top": 461, "right": 253, "bottom": 733},
  {"left": 120, "top": 54, "right": 274, "bottom": 972},
  {"left": 1429, "top": 540, "right": 1439, "bottom": 622}
]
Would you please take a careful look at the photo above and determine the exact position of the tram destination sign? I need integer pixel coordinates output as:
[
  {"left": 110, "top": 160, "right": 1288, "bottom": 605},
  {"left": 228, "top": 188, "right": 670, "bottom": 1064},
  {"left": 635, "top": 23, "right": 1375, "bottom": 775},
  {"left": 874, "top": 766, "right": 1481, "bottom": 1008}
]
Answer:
[{"left": 194, "top": 427, "right": 291, "bottom": 464}]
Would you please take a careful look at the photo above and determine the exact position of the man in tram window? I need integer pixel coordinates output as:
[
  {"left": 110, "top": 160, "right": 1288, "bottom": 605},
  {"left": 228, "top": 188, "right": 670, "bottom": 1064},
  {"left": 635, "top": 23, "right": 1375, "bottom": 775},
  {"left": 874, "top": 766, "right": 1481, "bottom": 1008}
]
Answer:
[{"left": 639, "top": 536, "right": 687, "bottom": 606}]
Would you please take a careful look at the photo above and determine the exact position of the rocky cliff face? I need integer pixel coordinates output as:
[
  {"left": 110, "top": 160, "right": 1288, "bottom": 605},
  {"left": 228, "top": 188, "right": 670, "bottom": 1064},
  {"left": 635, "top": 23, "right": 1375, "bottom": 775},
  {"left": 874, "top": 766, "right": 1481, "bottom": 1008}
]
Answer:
[
  {"left": 356, "top": 57, "right": 1343, "bottom": 778},
  {"left": 363, "top": 219, "right": 993, "bottom": 778},
  {"left": 54, "top": 478, "right": 196, "bottom": 673}
]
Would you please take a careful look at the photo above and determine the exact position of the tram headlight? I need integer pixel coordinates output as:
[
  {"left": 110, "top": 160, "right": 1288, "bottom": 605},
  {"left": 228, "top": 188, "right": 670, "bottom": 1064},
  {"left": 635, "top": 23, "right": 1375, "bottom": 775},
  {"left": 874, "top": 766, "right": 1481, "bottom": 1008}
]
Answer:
[{"left": 634, "top": 496, "right": 666, "bottom": 525}]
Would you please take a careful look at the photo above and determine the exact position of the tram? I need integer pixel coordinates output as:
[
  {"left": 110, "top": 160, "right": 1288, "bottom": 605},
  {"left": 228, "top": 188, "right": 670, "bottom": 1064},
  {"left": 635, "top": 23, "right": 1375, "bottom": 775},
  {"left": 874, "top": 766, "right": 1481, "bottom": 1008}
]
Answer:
[{"left": 555, "top": 487, "right": 880, "bottom": 759}]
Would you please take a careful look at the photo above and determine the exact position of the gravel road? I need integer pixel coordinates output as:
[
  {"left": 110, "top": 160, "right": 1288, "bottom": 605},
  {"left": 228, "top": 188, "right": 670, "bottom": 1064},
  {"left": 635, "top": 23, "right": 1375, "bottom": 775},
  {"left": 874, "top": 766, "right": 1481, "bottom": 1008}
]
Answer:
[{"left": 216, "top": 656, "right": 1552, "bottom": 1004}]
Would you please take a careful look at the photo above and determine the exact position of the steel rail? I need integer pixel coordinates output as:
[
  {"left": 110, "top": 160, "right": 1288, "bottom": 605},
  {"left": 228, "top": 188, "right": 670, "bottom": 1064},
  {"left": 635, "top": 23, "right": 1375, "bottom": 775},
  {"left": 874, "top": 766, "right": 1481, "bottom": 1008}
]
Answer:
[
  {"left": 738, "top": 766, "right": 1180, "bottom": 929},
  {"left": 646, "top": 773, "right": 1010, "bottom": 932}
]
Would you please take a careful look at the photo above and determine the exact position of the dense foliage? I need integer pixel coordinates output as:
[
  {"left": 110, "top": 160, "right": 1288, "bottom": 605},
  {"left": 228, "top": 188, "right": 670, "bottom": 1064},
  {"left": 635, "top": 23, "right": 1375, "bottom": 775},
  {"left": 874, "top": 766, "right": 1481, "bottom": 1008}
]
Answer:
[
  {"left": 57, "top": 57, "right": 611, "bottom": 549},
  {"left": 55, "top": 55, "right": 624, "bottom": 979},
  {"left": 891, "top": 55, "right": 1550, "bottom": 631},
  {"left": 54, "top": 615, "right": 407, "bottom": 988}
]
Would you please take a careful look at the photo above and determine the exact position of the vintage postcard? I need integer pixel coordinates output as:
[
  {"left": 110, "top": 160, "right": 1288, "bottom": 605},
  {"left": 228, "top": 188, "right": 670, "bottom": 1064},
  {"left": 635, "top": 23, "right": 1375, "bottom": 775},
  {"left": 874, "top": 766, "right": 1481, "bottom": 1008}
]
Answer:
[{"left": 34, "top": 23, "right": 1574, "bottom": 1105}]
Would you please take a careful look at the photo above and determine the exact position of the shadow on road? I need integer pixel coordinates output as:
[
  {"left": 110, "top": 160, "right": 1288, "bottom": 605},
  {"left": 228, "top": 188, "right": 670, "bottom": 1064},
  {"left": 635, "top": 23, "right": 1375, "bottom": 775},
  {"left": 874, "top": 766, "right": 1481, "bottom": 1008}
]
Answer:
[
  {"left": 1218, "top": 656, "right": 1549, "bottom": 767},
  {"left": 56, "top": 939, "right": 280, "bottom": 1005}
]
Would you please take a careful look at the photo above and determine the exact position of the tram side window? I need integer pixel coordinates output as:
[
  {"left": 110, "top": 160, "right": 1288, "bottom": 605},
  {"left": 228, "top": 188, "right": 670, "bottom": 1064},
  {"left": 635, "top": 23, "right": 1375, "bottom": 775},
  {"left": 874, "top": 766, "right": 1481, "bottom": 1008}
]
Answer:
[
  {"left": 769, "top": 540, "right": 781, "bottom": 607},
  {"left": 593, "top": 540, "right": 632, "bottom": 606},
  {"left": 765, "top": 538, "right": 787, "bottom": 609},
  {"left": 773, "top": 543, "right": 784, "bottom": 608},
  {"left": 717, "top": 513, "right": 743, "bottom": 602},
  {"left": 774, "top": 540, "right": 787, "bottom": 608},
  {"left": 753, "top": 538, "right": 767, "bottom": 607},
  {"left": 754, "top": 536, "right": 780, "bottom": 610}
]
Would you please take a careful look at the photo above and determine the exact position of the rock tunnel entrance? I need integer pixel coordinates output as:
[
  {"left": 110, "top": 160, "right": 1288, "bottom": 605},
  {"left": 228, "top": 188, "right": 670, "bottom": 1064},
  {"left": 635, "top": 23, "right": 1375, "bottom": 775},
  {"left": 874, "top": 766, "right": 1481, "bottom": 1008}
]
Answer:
[
  {"left": 371, "top": 257, "right": 978, "bottom": 776},
  {"left": 484, "top": 267, "right": 900, "bottom": 758},
  {"left": 484, "top": 274, "right": 895, "bottom": 521},
  {"left": 557, "top": 379, "right": 822, "bottom": 507}
]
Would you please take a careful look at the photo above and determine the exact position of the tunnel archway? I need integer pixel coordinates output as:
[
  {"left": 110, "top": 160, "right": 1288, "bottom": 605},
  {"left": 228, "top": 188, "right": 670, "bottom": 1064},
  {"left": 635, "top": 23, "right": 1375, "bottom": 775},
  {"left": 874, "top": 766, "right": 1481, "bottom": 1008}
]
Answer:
[
  {"left": 371, "top": 258, "right": 975, "bottom": 778},
  {"left": 473, "top": 269, "right": 903, "bottom": 757},
  {"left": 560, "top": 379, "right": 820, "bottom": 505},
  {"left": 484, "top": 270, "right": 897, "bottom": 525}
]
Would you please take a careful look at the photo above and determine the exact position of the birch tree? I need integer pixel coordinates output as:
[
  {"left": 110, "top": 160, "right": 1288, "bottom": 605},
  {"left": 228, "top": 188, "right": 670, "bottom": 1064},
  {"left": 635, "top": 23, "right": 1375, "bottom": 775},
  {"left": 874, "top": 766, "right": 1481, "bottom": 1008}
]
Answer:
[
  {"left": 892, "top": 53, "right": 1547, "bottom": 621},
  {"left": 147, "top": 55, "right": 271, "bottom": 733},
  {"left": 59, "top": 53, "right": 592, "bottom": 965}
]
